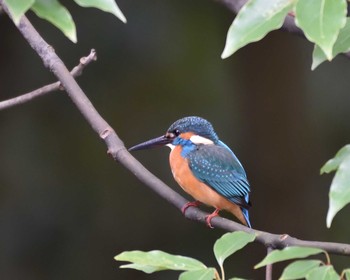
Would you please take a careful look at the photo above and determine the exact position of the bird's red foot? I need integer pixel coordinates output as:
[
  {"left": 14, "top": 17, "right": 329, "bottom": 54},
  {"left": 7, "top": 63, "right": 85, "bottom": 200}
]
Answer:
[
  {"left": 205, "top": 209, "right": 220, "bottom": 229},
  {"left": 181, "top": 201, "right": 200, "bottom": 215}
]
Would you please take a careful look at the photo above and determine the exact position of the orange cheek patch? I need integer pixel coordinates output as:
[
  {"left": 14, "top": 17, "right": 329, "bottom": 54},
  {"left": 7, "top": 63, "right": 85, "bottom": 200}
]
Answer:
[{"left": 179, "top": 132, "right": 195, "bottom": 140}]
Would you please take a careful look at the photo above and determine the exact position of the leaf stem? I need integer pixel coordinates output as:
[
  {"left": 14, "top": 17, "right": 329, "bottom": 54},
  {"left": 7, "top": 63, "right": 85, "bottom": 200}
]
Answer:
[
  {"left": 265, "top": 247, "right": 273, "bottom": 280},
  {"left": 324, "top": 251, "right": 331, "bottom": 265},
  {"left": 220, "top": 264, "right": 225, "bottom": 280},
  {"left": 215, "top": 269, "right": 222, "bottom": 280},
  {"left": 340, "top": 270, "right": 346, "bottom": 280}
]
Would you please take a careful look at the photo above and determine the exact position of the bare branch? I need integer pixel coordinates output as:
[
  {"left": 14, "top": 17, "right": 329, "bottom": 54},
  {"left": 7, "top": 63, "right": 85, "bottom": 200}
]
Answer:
[
  {"left": 1, "top": 0, "right": 350, "bottom": 260},
  {"left": 0, "top": 49, "right": 97, "bottom": 111}
]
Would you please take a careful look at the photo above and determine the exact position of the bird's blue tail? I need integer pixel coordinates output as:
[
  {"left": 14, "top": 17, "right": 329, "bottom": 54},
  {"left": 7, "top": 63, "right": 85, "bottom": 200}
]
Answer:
[
  {"left": 241, "top": 194, "right": 251, "bottom": 228},
  {"left": 241, "top": 207, "right": 251, "bottom": 228}
]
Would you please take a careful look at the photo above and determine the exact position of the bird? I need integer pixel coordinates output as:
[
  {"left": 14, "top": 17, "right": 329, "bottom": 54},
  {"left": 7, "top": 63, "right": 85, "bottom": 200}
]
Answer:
[{"left": 128, "top": 116, "right": 251, "bottom": 228}]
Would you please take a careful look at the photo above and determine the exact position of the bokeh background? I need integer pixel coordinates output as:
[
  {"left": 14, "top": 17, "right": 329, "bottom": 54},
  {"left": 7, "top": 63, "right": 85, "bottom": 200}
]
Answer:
[{"left": 1, "top": 0, "right": 350, "bottom": 279}]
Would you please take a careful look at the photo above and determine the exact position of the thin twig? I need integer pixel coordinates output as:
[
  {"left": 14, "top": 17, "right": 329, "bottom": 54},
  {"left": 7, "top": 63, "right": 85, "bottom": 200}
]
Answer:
[
  {"left": 265, "top": 247, "right": 273, "bottom": 280},
  {"left": 0, "top": 49, "right": 97, "bottom": 111},
  {"left": 1, "top": 0, "right": 350, "bottom": 260}
]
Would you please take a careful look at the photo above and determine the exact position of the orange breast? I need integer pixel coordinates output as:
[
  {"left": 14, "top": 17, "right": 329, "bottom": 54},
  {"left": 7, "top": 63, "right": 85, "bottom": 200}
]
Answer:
[{"left": 169, "top": 145, "right": 247, "bottom": 226}]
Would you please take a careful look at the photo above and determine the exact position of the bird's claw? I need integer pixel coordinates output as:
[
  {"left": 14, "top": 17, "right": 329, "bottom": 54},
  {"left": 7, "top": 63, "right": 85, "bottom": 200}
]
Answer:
[
  {"left": 181, "top": 201, "right": 200, "bottom": 215},
  {"left": 205, "top": 209, "right": 220, "bottom": 229}
]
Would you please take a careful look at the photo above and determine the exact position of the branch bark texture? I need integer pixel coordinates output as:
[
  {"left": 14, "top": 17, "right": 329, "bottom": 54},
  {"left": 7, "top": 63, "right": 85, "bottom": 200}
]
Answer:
[{"left": 1, "top": 0, "right": 350, "bottom": 261}]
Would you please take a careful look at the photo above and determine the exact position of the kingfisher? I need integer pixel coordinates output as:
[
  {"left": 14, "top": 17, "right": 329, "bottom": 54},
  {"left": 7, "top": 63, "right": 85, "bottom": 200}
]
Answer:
[{"left": 129, "top": 116, "right": 251, "bottom": 228}]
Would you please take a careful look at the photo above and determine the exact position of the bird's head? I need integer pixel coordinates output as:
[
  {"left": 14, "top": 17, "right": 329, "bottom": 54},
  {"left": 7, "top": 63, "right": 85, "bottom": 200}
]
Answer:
[{"left": 129, "top": 116, "right": 219, "bottom": 151}]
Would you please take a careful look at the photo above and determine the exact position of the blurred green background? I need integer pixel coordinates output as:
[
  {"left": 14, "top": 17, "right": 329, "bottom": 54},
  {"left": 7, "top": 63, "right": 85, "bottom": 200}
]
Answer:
[{"left": 1, "top": 0, "right": 350, "bottom": 279}]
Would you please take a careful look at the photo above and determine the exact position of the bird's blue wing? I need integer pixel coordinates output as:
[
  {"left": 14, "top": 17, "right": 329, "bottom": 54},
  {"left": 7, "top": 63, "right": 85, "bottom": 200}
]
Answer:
[
  {"left": 217, "top": 140, "right": 246, "bottom": 176},
  {"left": 187, "top": 144, "right": 251, "bottom": 209}
]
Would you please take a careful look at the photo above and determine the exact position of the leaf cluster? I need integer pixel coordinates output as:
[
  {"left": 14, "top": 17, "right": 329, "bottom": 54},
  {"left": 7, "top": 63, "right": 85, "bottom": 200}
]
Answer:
[
  {"left": 3, "top": 0, "right": 126, "bottom": 42},
  {"left": 116, "top": 232, "right": 350, "bottom": 279},
  {"left": 221, "top": 0, "right": 350, "bottom": 70},
  {"left": 115, "top": 231, "right": 256, "bottom": 280}
]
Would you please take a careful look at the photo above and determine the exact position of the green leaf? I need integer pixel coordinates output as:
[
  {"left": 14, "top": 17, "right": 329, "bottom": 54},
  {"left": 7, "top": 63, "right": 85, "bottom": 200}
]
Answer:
[
  {"left": 221, "top": 0, "right": 295, "bottom": 59},
  {"left": 115, "top": 250, "right": 206, "bottom": 274},
  {"left": 312, "top": 45, "right": 328, "bottom": 71},
  {"left": 119, "top": 263, "right": 163, "bottom": 274},
  {"left": 3, "top": 0, "right": 35, "bottom": 25},
  {"left": 321, "top": 145, "right": 350, "bottom": 174},
  {"left": 214, "top": 231, "right": 255, "bottom": 267},
  {"left": 179, "top": 268, "right": 216, "bottom": 280},
  {"left": 312, "top": 19, "right": 350, "bottom": 70},
  {"left": 295, "top": 0, "right": 347, "bottom": 60},
  {"left": 280, "top": 260, "right": 322, "bottom": 280},
  {"left": 307, "top": 265, "right": 339, "bottom": 280},
  {"left": 73, "top": 0, "right": 126, "bottom": 23},
  {"left": 31, "top": 0, "right": 77, "bottom": 43},
  {"left": 327, "top": 155, "right": 350, "bottom": 228},
  {"left": 255, "top": 247, "right": 324, "bottom": 269},
  {"left": 322, "top": 145, "right": 350, "bottom": 228}
]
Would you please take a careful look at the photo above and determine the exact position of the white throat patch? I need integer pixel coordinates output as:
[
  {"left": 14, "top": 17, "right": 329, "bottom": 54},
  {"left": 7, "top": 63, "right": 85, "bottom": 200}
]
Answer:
[
  {"left": 166, "top": 144, "right": 175, "bottom": 150},
  {"left": 190, "top": 135, "right": 214, "bottom": 145}
]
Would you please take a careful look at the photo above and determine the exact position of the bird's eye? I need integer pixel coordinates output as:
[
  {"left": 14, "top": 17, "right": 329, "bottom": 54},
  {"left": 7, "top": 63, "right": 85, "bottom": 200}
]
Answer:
[{"left": 166, "top": 129, "right": 180, "bottom": 139}]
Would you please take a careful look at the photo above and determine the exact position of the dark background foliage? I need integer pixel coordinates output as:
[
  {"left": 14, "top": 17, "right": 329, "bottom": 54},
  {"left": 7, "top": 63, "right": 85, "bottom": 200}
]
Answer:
[{"left": 1, "top": 0, "right": 350, "bottom": 279}]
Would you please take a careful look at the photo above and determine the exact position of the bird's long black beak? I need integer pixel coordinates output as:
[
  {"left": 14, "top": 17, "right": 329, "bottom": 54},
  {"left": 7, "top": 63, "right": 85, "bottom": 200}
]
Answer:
[{"left": 129, "top": 135, "right": 172, "bottom": 151}]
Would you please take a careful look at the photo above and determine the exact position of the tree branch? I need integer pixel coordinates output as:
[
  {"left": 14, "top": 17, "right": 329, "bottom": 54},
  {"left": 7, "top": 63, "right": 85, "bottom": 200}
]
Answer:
[
  {"left": 1, "top": 0, "right": 350, "bottom": 261},
  {"left": 0, "top": 49, "right": 97, "bottom": 111}
]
